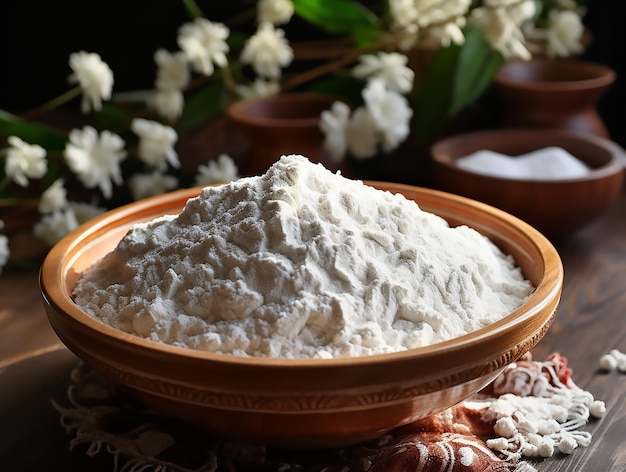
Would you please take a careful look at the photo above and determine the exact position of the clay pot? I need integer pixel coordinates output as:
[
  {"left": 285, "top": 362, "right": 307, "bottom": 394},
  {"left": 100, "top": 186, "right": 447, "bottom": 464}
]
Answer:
[
  {"left": 493, "top": 59, "right": 616, "bottom": 138},
  {"left": 227, "top": 92, "right": 342, "bottom": 176},
  {"left": 41, "top": 183, "right": 561, "bottom": 448},
  {"left": 431, "top": 128, "right": 626, "bottom": 240}
]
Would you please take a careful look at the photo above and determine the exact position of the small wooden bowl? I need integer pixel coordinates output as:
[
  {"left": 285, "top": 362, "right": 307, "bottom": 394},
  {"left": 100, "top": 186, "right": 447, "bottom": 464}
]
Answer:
[
  {"left": 431, "top": 128, "right": 625, "bottom": 240},
  {"left": 493, "top": 59, "right": 616, "bottom": 137},
  {"left": 40, "top": 183, "right": 563, "bottom": 449},
  {"left": 227, "top": 92, "right": 340, "bottom": 175}
]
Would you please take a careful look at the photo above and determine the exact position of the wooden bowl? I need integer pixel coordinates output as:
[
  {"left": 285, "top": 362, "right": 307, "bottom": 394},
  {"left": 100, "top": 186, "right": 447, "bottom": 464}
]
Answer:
[
  {"left": 431, "top": 128, "right": 625, "bottom": 240},
  {"left": 494, "top": 59, "right": 616, "bottom": 137},
  {"left": 40, "top": 183, "right": 563, "bottom": 449},
  {"left": 227, "top": 92, "right": 340, "bottom": 175}
]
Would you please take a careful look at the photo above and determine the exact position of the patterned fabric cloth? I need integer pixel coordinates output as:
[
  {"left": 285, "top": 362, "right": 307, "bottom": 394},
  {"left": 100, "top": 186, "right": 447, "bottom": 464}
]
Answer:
[{"left": 53, "top": 353, "right": 601, "bottom": 472}]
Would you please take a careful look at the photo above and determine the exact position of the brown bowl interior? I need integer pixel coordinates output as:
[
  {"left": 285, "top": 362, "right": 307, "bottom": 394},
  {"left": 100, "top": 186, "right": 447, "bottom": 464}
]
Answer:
[
  {"left": 495, "top": 59, "right": 616, "bottom": 91},
  {"left": 431, "top": 129, "right": 625, "bottom": 239},
  {"left": 40, "top": 183, "right": 563, "bottom": 448},
  {"left": 227, "top": 92, "right": 337, "bottom": 128}
]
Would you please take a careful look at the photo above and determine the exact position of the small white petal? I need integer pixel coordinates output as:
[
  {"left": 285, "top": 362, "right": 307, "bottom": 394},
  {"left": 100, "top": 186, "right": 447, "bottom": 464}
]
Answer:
[
  {"left": 195, "top": 154, "right": 239, "bottom": 186},
  {"left": 63, "top": 126, "right": 127, "bottom": 199},
  {"left": 131, "top": 118, "right": 180, "bottom": 171},
  {"left": 319, "top": 101, "right": 351, "bottom": 162},
  {"left": 240, "top": 22, "right": 293, "bottom": 79},
  {"left": 39, "top": 178, "right": 68, "bottom": 214},
  {"left": 346, "top": 107, "right": 380, "bottom": 159},
  {"left": 235, "top": 78, "right": 280, "bottom": 99},
  {"left": 67, "top": 51, "right": 114, "bottom": 113},
  {"left": 129, "top": 171, "right": 179, "bottom": 201},
  {"left": 149, "top": 89, "right": 185, "bottom": 122},
  {"left": 4, "top": 136, "right": 47, "bottom": 187},
  {"left": 0, "top": 231, "right": 9, "bottom": 275},
  {"left": 258, "top": 0, "right": 294, "bottom": 25},
  {"left": 178, "top": 18, "right": 230, "bottom": 76},
  {"left": 352, "top": 53, "right": 414, "bottom": 94},
  {"left": 154, "top": 49, "right": 191, "bottom": 91},
  {"left": 34, "top": 209, "right": 80, "bottom": 246},
  {"left": 546, "top": 10, "right": 584, "bottom": 58}
]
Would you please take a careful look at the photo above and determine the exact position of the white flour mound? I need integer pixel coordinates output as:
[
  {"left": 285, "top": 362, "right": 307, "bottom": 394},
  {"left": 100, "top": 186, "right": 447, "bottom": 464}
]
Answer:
[{"left": 73, "top": 154, "right": 534, "bottom": 359}]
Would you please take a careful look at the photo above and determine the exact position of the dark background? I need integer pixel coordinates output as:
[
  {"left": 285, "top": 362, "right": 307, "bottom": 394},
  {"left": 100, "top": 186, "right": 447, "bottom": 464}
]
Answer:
[{"left": 0, "top": 1, "right": 624, "bottom": 146}]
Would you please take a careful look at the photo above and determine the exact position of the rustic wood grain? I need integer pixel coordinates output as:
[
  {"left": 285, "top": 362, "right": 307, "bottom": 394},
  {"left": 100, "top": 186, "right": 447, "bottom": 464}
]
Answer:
[{"left": 531, "top": 190, "right": 626, "bottom": 471}]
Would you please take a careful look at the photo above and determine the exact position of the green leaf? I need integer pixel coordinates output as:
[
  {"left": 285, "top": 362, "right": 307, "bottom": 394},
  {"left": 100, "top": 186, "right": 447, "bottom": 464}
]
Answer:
[
  {"left": 411, "top": 46, "right": 458, "bottom": 146},
  {"left": 93, "top": 103, "right": 143, "bottom": 134},
  {"left": 181, "top": 0, "right": 204, "bottom": 19},
  {"left": 412, "top": 26, "right": 503, "bottom": 146},
  {"left": 306, "top": 75, "right": 363, "bottom": 106},
  {"left": 450, "top": 26, "right": 504, "bottom": 115},
  {"left": 0, "top": 110, "right": 67, "bottom": 149},
  {"left": 111, "top": 89, "right": 154, "bottom": 104},
  {"left": 292, "top": 0, "right": 379, "bottom": 42},
  {"left": 178, "top": 81, "right": 227, "bottom": 130}
]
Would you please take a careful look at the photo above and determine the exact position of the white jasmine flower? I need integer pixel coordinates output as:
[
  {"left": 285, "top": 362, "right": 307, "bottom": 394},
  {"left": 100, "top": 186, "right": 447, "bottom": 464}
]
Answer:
[
  {"left": 177, "top": 18, "right": 230, "bottom": 76},
  {"left": 235, "top": 78, "right": 280, "bottom": 99},
  {"left": 390, "top": 0, "right": 472, "bottom": 49},
  {"left": 345, "top": 107, "right": 380, "bottom": 159},
  {"left": 418, "top": 0, "right": 472, "bottom": 26},
  {"left": 258, "top": 0, "right": 294, "bottom": 25},
  {"left": 362, "top": 79, "right": 413, "bottom": 152},
  {"left": 505, "top": 0, "right": 536, "bottom": 25},
  {"left": 389, "top": 0, "right": 419, "bottom": 30},
  {"left": 4, "top": 136, "right": 47, "bottom": 187},
  {"left": 424, "top": 16, "right": 467, "bottom": 47},
  {"left": 154, "top": 49, "right": 191, "bottom": 92},
  {"left": 240, "top": 22, "right": 293, "bottom": 79},
  {"left": 34, "top": 209, "right": 79, "bottom": 246},
  {"left": 129, "top": 171, "right": 178, "bottom": 201},
  {"left": 195, "top": 154, "right": 239, "bottom": 186},
  {"left": 64, "top": 126, "right": 127, "bottom": 199},
  {"left": 34, "top": 202, "right": 105, "bottom": 246},
  {"left": 68, "top": 51, "right": 114, "bottom": 114},
  {"left": 39, "top": 178, "right": 68, "bottom": 214},
  {"left": 319, "top": 101, "right": 351, "bottom": 162},
  {"left": 546, "top": 10, "right": 584, "bottom": 58},
  {"left": 470, "top": 5, "right": 532, "bottom": 60},
  {"left": 352, "top": 53, "right": 415, "bottom": 94},
  {"left": 131, "top": 118, "right": 180, "bottom": 171},
  {"left": 388, "top": 0, "right": 420, "bottom": 50},
  {"left": 151, "top": 47, "right": 190, "bottom": 122},
  {"left": 0, "top": 221, "right": 8, "bottom": 274},
  {"left": 320, "top": 82, "right": 413, "bottom": 162},
  {"left": 69, "top": 201, "right": 106, "bottom": 224},
  {"left": 150, "top": 89, "right": 185, "bottom": 122}
]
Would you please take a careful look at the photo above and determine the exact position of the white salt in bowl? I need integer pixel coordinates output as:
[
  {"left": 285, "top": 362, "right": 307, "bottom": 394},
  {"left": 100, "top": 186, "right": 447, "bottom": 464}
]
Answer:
[
  {"left": 40, "top": 182, "right": 563, "bottom": 449},
  {"left": 431, "top": 128, "right": 626, "bottom": 240}
]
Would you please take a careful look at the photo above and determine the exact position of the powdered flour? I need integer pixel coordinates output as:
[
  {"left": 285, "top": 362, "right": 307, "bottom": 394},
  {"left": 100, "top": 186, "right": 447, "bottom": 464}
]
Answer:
[{"left": 73, "top": 155, "right": 534, "bottom": 358}]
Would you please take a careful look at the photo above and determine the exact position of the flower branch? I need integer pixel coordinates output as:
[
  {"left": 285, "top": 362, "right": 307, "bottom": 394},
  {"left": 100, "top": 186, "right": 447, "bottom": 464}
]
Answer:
[{"left": 0, "top": 0, "right": 588, "bottom": 274}]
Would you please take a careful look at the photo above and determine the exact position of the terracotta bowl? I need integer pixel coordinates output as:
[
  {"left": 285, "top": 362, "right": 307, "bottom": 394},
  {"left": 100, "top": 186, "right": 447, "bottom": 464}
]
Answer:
[
  {"left": 227, "top": 92, "right": 341, "bottom": 175},
  {"left": 40, "top": 183, "right": 563, "bottom": 449},
  {"left": 431, "top": 128, "right": 625, "bottom": 240},
  {"left": 494, "top": 59, "right": 616, "bottom": 137}
]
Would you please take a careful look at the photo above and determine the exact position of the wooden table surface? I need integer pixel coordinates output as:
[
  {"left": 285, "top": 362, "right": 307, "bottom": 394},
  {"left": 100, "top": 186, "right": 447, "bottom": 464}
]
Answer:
[{"left": 1, "top": 189, "right": 625, "bottom": 471}]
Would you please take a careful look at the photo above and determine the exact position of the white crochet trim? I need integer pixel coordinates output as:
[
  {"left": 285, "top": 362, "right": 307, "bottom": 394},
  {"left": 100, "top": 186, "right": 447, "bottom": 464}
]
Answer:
[
  {"left": 52, "top": 354, "right": 608, "bottom": 471},
  {"left": 52, "top": 367, "right": 218, "bottom": 472},
  {"left": 476, "top": 359, "right": 605, "bottom": 463}
]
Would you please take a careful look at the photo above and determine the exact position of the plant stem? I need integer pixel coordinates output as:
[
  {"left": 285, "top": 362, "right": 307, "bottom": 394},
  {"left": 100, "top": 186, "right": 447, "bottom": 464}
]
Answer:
[
  {"left": 19, "top": 87, "right": 83, "bottom": 121},
  {"left": 281, "top": 32, "right": 410, "bottom": 92},
  {"left": 0, "top": 196, "right": 39, "bottom": 208},
  {"left": 181, "top": 0, "right": 204, "bottom": 19}
]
